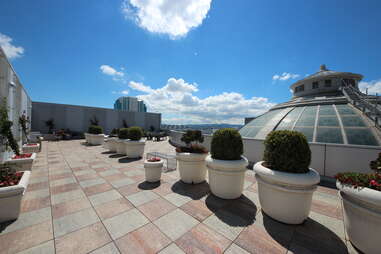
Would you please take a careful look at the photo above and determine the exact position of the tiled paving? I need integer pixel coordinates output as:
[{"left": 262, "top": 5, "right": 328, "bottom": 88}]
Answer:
[{"left": 0, "top": 139, "right": 356, "bottom": 254}]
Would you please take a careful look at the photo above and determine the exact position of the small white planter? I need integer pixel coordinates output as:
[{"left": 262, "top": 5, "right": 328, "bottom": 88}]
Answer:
[
  {"left": 337, "top": 182, "right": 381, "bottom": 254},
  {"left": 125, "top": 140, "right": 146, "bottom": 158},
  {"left": 0, "top": 171, "right": 31, "bottom": 223},
  {"left": 144, "top": 159, "right": 164, "bottom": 182},
  {"left": 6, "top": 153, "right": 36, "bottom": 171},
  {"left": 206, "top": 155, "right": 248, "bottom": 199},
  {"left": 86, "top": 133, "right": 105, "bottom": 145},
  {"left": 22, "top": 143, "right": 40, "bottom": 153},
  {"left": 253, "top": 161, "right": 320, "bottom": 224},
  {"left": 116, "top": 139, "right": 128, "bottom": 155},
  {"left": 107, "top": 137, "right": 118, "bottom": 152},
  {"left": 176, "top": 153, "right": 208, "bottom": 184}
]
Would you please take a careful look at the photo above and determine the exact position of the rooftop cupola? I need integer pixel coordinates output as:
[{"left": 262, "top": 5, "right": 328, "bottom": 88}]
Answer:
[{"left": 319, "top": 64, "right": 328, "bottom": 72}]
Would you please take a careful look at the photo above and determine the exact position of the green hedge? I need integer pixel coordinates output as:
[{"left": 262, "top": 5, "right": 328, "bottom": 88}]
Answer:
[
  {"left": 211, "top": 128, "right": 243, "bottom": 160},
  {"left": 118, "top": 128, "right": 129, "bottom": 139},
  {"left": 263, "top": 130, "right": 310, "bottom": 173},
  {"left": 88, "top": 125, "right": 103, "bottom": 134},
  {"left": 128, "top": 127, "right": 143, "bottom": 141}
]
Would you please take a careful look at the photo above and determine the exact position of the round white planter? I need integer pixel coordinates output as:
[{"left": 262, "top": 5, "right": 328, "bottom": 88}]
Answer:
[
  {"left": 125, "top": 140, "right": 146, "bottom": 158},
  {"left": 176, "top": 153, "right": 208, "bottom": 184},
  {"left": 337, "top": 181, "right": 381, "bottom": 254},
  {"left": 107, "top": 137, "right": 118, "bottom": 153},
  {"left": 86, "top": 134, "right": 105, "bottom": 145},
  {"left": 144, "top": 160, "right": 164, "bottom": 182},
  {"left": 253, "top": 161, "right": 320, "bottom": 224},
  {"left": 116, "top": 139, "right": 128, "bottom": 155},
  {"left": 84, "top": 133, "right": 90, "bottom": 143},
  {"left": 0, "top": 171, "right": 31, "bottom": 223},
  {"left": 205, "top": 155, "right": 248, "bottom": 199}
]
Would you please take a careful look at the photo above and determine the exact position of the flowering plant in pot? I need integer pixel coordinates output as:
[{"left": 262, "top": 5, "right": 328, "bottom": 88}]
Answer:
[
  {"left": 0, "top": 163, "right": 31, "bottom": 222},
  {"left": 125, "top": 127, "right": 145, "bottom": 158},
  {"left": 253, "top": 130, "right": 320, "bottom": 224},
  {"left": 176, "top": 130, "right": 208, "bottom": 184},
  {"left": 144, "top": 157, "right": 163, "bottom": 182},
  {"left": 335, "top": 153, "right": 381, "bottom": 254},
  {"left": 116, "top": 128, "right": 129, "bottom": 155},
  {"left": 86, "top": 125, "right": 104, "bottom": 145},
  {"left": 206, "top": 128, "right": 248, "bottom": 199}
]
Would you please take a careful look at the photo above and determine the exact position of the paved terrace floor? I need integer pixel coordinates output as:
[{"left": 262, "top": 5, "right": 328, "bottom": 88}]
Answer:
[{"left": 0, "top": 140, "right": 359, "bottom": 254}]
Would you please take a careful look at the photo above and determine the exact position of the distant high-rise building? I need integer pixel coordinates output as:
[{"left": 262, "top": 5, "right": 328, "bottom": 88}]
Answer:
[{"left": 114, "top": 97, "right": 147, "bottom": 112}]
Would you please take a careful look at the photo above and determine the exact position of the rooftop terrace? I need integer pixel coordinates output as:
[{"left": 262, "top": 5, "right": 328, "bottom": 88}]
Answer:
[{"left": 0, "top": 140, "right": 358, "bottom": 254}]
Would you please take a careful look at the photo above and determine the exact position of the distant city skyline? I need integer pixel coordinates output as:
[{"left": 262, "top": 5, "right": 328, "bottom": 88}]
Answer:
[
  {"left": 114, "top": 96, "right": 147, "bottom": 112},
  {"left": 1, "top": 0, "right": 381, "bottom": 124}
]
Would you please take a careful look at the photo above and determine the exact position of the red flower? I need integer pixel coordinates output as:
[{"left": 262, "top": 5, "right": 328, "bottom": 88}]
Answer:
[{"left": 370, "top": 180, "right": 378, "bottom": 186}]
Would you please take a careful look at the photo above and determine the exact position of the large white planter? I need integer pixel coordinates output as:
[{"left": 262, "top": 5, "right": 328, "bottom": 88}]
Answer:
[
  {"left": 125, "top": 140, "right": 146, "bottom": 158},
  {"left": 206, "top": 155, "right": 248, "bottom": 199},
  {"left": 253, "top": 161, "right": 320, "bottom": 224},
  {"left": 86, "top": 133, "right": 105, "bottom": 145},
  {"left": 116, "top": 139, "right": 128, "bottom": 155},
  {"left": 144, "top": 160, "right": 164, "bottom": 182},
  {"left": 84, "top": 133, "right": 90, "bottom": 143},
  {"left": 107, "top": 137, "right": 118, "bottom": 152},
  {"left": 22, "top": 143, "right": 40, "bottom": 153},
  {"left": 6, "top": 153, "right": 36, "bottom": 171},
  {"left": 337, "top": 182, "right": 381, "bottom": 254},
  {"left": 0, "top": 171, "right": 31, "bottom": 223},
  {"left": 176, "top": 153, "right": 208, "bottom": 184}
]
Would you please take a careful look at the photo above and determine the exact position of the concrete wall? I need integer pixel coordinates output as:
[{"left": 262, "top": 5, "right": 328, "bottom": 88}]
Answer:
[
  {"left": 169, "top": 130, "right": 380, "bottom": 178},
  {"left": 0, "top": 48, "right": 32, "bottom": 160},
  {"left": 31, "top": 101, "right": 161, "bottom": 134}
]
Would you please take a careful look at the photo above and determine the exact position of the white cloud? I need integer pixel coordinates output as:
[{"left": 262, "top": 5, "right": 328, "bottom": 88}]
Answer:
[
  {"left": 121, "top": 0, "right": 212, "bottom": 39},
  {"left": 273, "top": 72, "right": 300, "bottom": 81},
  {"left": 129, "top": 77, "right": 275, "bottom": 124},
  {"left": 121, "top": 90, "right": 129, "bottom": 95},
  {"left": 359, "top": 79, "right": 381, "bottom": 95},
  {"left": 100, "top": 65, "right": 126, "bottom": 82},
  {"left": 0, "top": 33, "right": 24, "bottom": 59}
]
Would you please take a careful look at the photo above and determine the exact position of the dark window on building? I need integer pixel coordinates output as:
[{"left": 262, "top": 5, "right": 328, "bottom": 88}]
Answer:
[
  {"left": 312, "top": 82, "right": 319, "bottom": 89},
  {"left": 325, "top": 79, "right": 332, "bottom": 87}
]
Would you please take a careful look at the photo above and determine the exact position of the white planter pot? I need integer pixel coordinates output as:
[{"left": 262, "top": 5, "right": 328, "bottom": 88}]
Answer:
[
  {"left": 22, "top": 143, "right": 40, "bottom": 153},
  {"left": 253, "top": 161, "right": 320, "bottom": 224},
  {"left": 84, "top": 133, "right": 89, "bottom": 143},
  {"left": 107, "top": 137, "right": 118, "bottom": 152},
  {"left": 125, "top": 140, "right": 146, "bottom": 158},
  {"left": 176, "top": 153, "right": 208, "bottom": 184},
  {"left": 206, "top": 155, "right": 248, "bottom": 199},
  {"left": 6, "top": 153, "right": 37, "bottom": 171},
  {"left": 0, "top": 171, "right": 31, "bottom": 223},
  {"left": 86, "top": 133, "right": 105, "bottom": 145},
  {"left": 144, "top": 160, "right": 164, "bottom": 182},
  {"left": 337, "top": 182, "right": 381, "bottom": 254},
  {"left": 116, "top": 139, "right": 128, "bottom": 155}
]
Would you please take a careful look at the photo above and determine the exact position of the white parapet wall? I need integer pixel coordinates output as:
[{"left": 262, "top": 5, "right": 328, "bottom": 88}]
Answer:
[{"left": 169, "top": 130, "right": 380, "bottom": 178}]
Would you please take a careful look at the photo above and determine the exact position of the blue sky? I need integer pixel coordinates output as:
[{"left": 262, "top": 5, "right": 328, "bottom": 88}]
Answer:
[{"left": 1, "top": 0, "right": 381, "bottom": 124}]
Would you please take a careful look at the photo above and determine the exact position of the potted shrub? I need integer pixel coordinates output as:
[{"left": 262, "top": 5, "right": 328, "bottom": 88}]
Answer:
[
  {"left": 116, "top": 128, "right": 129, "bottom": 155},
  {"left": 253, "top": 130, "right": 320, "bottom": 224},
  {"left": 176, "top": 130, "right": 208, "bottom": 184},
  {"left": 0, "top": 163, "right": 31, "bottom": 222},
  {"left": 206, "top": 129, "right": 248, "bottom": 199},
  {"left": 125, "top": 127, "right": 145, "bottom": 158},
  {"left": 144, "top": 157, "right": 163, "bottom": 182},
  {"left": 335, "top": 153, "right": 381, "bottom": 254},
  {"left": 86, "top": 125, "right": 105, "bottom": 145}
]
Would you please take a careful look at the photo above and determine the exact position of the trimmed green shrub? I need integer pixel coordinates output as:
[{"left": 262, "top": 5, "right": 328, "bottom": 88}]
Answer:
[
  {"left": 118, "top": 128, "right": 129, "bottom": 139},
  {"left": 177, "top": 130, "right": 207, "bottom": 153},
  {"left": 128, "top": 127, "right": 143, "bottom": 141},
  {"left": 211, "top": 128, "right": 243, "bottom": 160},
  {"left": 263, "top": 130, "right": 310, "bottom": 173},
  {"left": 88, "top": 125, "right": 103, "bottom": 134}
]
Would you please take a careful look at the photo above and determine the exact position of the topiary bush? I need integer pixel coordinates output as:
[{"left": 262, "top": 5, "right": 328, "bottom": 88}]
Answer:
[
  {"left": 88, "top": 125, "right": 103, "bottom": 134},
  {"left": 177, "top": 130, "right": 207, "bottom": 154},
  {"left": 128, "top": 127, "right": 143, "bottom": 141},
  {"left": 211, "top": 128, "right": 243, "bottom": 160},
  {"left": 263, "top": 130, "right": 310, "bottom": 173},
  {"left": 118, "top": 128, "right": 129, "bottom": 139}
]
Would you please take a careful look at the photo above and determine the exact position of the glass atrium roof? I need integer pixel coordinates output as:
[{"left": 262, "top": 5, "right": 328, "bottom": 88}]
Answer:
[{"left": 240, "top": 104, "right": 380, "bottom": 146}]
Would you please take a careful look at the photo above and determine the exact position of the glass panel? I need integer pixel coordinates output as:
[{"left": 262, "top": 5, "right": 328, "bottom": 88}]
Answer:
[
  {"left": 239, "top": 127, "right": 251, "bottom": 137},
  {"left": 319, "top": 105, "right": 335, "bottom": 115},
  {"left": 341, "top": 116, "right": 366, "bottom": 127},
  {"left": 294, "top": 127, "right": 314, "bottom": 142},
  {"left": 246, "top": 127, "right": 262, "bottom": 138},
  {"left": 247, "top": 109, "right": 281, "bottom": 127},
  {"left": 316, "top": 127, "right": 343, "bottom": 144},
  {"left": 295, "top": 106, "right": 317, "bottom": 127},
  {"left": 345, "top": 128, "right": 379, "bottom": 146},
  {"left": 276, "top": 107, "right": 304, "bottom": 129},
  {"left": 318, "top": 116, "right": 339, "bottom": 127},
  {"left": 336, "top": 104, "right": 356, "bottom": 115}
]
